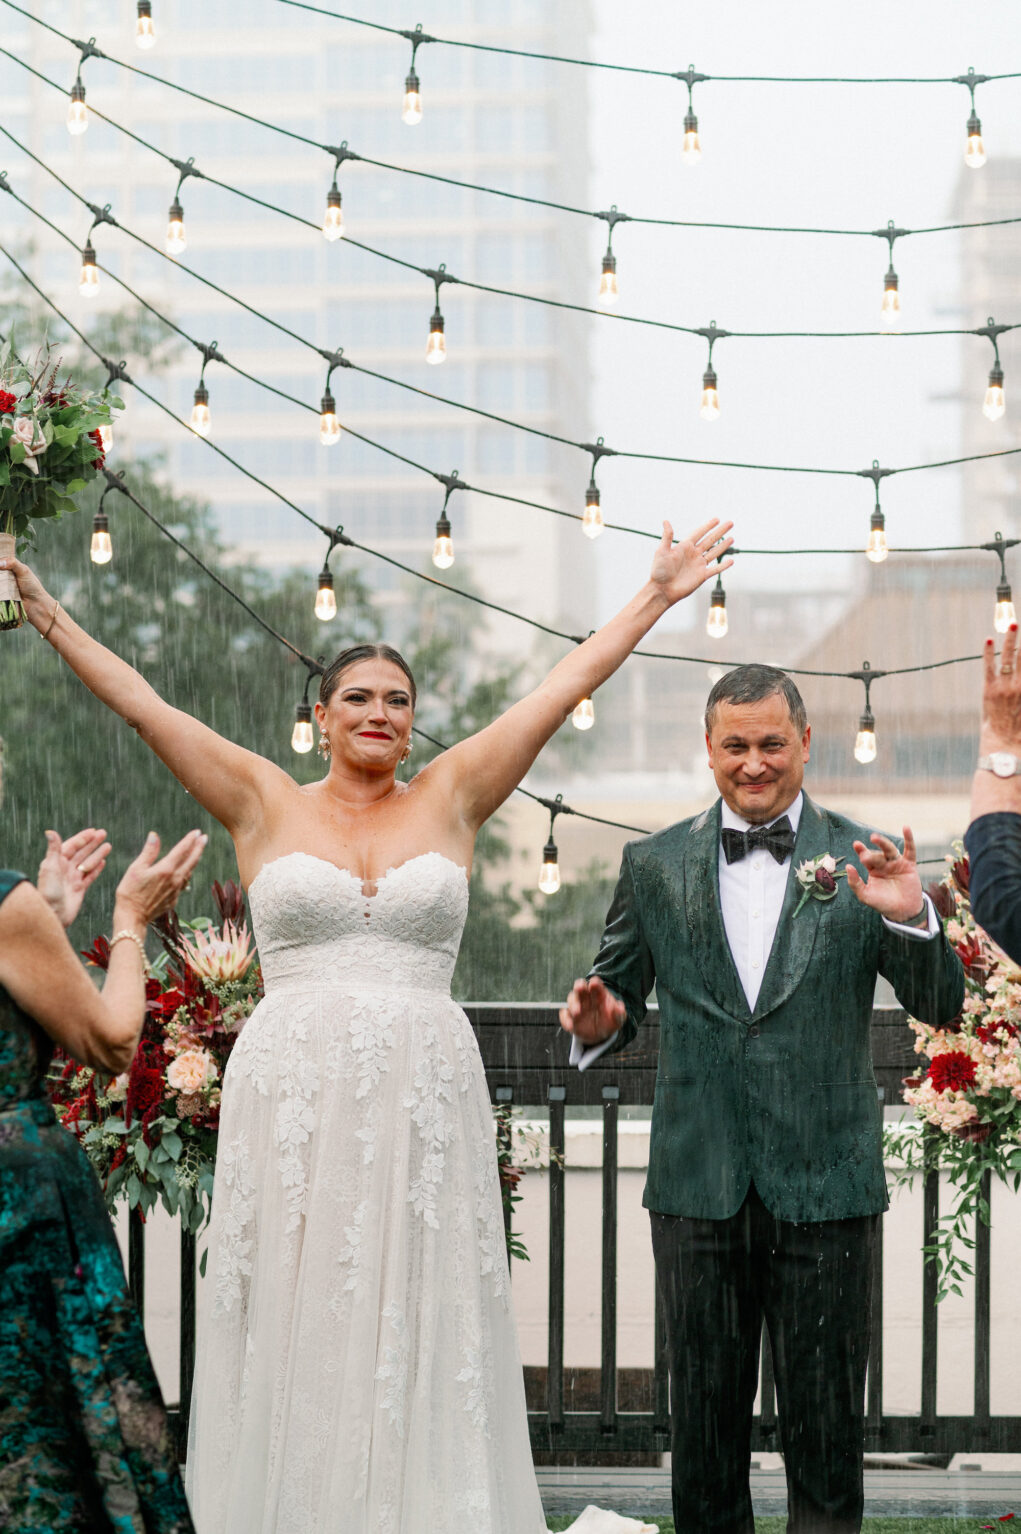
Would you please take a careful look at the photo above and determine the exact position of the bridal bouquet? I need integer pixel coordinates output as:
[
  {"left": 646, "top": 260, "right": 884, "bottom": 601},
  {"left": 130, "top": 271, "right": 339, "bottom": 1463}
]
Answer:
[
  {"left": 0, "top": 335, "right": 121, "bottom": 627},
  {"left": 49, "top": 880, "right": 261, "bottom": 1234},
  {"left": 885, "top": 846, "right": 1021, "bottom": 1299}
]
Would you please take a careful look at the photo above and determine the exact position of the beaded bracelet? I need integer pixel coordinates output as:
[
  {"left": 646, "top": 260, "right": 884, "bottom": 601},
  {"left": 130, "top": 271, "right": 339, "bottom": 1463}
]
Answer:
[{"left": 108, "top": 928, "right": 150, "bottom": 974}]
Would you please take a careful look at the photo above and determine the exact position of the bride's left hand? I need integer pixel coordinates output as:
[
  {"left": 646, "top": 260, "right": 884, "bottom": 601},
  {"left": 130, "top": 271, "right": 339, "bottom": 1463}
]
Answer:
[
  {"left": 37, "top": 827, "right": 112, "bottom": 929},
  {"left": 649, "top": 518, "right": 734, "bottom": 606}
]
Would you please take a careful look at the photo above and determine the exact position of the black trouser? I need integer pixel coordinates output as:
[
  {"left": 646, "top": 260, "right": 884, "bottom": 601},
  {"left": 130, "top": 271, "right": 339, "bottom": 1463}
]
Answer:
[{"left": 650, "top": 1184, "right": 876, "bottom": 1534}]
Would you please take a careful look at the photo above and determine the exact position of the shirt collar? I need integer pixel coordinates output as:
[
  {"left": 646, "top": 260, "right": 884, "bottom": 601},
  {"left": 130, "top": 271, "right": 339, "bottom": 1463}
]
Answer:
[{"left": 720, "top": 789, "right": 804, "bottom": 837}]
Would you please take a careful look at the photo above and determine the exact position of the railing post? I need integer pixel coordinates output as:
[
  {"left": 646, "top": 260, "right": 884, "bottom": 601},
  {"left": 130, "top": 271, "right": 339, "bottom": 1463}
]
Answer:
[
  {"left": 920, "top": 1131, "right": 939, "bottom": 1435},
  {"left": 600, "top": 1085, "right": 619, "bottom": 1434},
  {"left": 547, "top": 1086, "right": 566, "bottom": 1434},
  {"left": 178, "top": 1223, "right": 197, "bottom": 1459},
  {"left": 974, "top": 1169, "right": 992, "bottom": 1438},
  {"left": 128, "top": 1204, "right": 145, "bottom": 1315}
]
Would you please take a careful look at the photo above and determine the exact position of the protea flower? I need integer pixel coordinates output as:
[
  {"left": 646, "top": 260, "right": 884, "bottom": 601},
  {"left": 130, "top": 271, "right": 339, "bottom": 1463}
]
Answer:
[{"left": 176, "top": 920, "right": 255, "bottom": 983}]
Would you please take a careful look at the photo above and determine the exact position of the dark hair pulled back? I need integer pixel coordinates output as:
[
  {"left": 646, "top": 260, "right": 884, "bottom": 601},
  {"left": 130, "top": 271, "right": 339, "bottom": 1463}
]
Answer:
[{"left": 319, "top": 644, "right": 417, "bottom": 709}]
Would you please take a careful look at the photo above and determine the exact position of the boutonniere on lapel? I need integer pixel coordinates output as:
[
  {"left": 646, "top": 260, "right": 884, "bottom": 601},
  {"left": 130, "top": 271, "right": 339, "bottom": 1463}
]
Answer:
[{"left": 792, "top": 853, "right": 847, "bottom": 917}]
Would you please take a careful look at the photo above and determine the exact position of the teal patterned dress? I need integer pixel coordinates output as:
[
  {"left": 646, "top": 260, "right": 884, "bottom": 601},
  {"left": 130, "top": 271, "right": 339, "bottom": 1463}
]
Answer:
[{"left": 0, "top": 870, "right": 194, "bottom": 1533}]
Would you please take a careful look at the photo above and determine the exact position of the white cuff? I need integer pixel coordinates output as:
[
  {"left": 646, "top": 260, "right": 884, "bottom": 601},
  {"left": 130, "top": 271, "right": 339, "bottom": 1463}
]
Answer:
[
  {"left": 882, "top": 892, "right": 939, "bottom": 941},
  {"left": 569, "top": 1031, "right": 619, "bottom": 1072}
]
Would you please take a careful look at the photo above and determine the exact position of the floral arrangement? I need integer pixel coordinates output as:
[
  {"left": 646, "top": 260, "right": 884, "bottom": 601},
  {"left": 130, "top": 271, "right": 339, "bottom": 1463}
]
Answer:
[
  {"left": 885, "top": 846, "right": 1021, "bottom": 1299},
  {"left": 793, "top": 852, "right": 846, "bottom": 916},
  {"left": 49, "top": 880, "right": 261, "bottom": 1234},
  {"left": 0, "top": 335, "right": 122, "bottom": 627}
]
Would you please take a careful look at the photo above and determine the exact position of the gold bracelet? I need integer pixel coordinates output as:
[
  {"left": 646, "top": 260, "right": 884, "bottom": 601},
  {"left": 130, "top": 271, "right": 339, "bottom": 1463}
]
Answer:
[
  {"left": 108, "top": 928, "right": 150, "bottom": 974},
  {"left": 41, "top": 597, "right": 60, "bottom": 641}
]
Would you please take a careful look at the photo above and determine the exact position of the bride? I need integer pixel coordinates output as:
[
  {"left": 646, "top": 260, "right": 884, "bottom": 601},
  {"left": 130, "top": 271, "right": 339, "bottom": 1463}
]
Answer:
[{"left": 2, "top": 518, "right": 731, "bottom": 1534}]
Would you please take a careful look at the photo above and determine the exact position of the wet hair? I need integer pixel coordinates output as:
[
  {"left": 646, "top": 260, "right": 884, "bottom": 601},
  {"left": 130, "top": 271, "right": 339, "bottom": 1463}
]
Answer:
[
  {"left": 319, "top": 644, "right": 417, "bottom": 709},
  {"left": 704, "top": 664, "right": 807, "bottom": 736}
]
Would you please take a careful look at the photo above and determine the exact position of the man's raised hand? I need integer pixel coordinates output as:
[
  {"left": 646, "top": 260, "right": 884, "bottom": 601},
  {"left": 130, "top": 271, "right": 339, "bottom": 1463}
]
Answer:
[
  {"left": 846, "top": 826, "right": 926, "bottom": 924},
  {"left": 559, "top": 976, "right": 626, "bottom": 1046}
]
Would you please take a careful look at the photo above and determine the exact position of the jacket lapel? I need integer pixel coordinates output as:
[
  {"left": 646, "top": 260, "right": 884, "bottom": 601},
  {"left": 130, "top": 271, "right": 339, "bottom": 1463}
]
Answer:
[
  {"left": 752, "top": 792, "right": 829, "bottom": 1020},
  {"left": 683, "top": 800, "right": 752, "bottom": 1021}
]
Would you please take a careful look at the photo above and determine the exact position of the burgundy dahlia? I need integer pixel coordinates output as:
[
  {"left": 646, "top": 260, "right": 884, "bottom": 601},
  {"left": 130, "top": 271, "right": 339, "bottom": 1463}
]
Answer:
[{"left": 927, "top": 1050, "right": 978, "bottom": 1095}]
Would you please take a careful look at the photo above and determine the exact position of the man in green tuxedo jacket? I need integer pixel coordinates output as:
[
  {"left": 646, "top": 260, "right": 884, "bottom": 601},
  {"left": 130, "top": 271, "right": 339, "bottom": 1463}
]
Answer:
[{"left": 561, "top": 665, "right": 964, "bottom": 1534}]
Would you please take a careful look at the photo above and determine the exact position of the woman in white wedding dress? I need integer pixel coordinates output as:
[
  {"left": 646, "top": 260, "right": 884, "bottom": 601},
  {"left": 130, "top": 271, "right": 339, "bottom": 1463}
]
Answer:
[{"left": 3, "top": 519, "right": 730, "bottom": 1534}]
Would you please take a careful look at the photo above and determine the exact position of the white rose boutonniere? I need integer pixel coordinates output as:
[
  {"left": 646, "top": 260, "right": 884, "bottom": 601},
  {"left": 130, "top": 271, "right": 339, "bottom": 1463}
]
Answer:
[{"left": 793, "top": 852, "right": 846, "bottom": 917}]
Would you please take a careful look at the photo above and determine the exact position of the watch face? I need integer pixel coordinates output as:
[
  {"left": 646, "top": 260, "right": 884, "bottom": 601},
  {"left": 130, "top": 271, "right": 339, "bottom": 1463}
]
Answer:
[{"left": 991, "top": 752, "right": 1019, "bottom": 778}]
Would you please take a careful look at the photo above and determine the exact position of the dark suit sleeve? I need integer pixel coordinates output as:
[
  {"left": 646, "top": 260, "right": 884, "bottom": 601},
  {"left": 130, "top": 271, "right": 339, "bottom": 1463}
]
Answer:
[
  {"left": 964, "top": 812, "right": 1021, "bottom": 964},
  {"left": 586, "top": 844, "right": 656, "bottom": 1056},
  {"left": 877, "top": 903, "right": 964, "bottom": 1026}
]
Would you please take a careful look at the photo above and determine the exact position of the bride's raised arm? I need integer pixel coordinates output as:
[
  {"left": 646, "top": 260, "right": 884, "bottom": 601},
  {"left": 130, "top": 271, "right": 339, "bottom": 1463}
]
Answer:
[
  {"left": 431, "top": 518, "right": 733, "bottom": 832},
  {"left": 1, "top": 555, "right": 282, "bottom": 836}
]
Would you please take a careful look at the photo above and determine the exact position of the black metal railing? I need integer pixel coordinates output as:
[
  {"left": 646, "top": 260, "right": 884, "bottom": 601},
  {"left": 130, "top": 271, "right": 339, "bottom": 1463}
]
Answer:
[{"left": 133, "top": 1005, "right": 1018, "bottom": 1458}]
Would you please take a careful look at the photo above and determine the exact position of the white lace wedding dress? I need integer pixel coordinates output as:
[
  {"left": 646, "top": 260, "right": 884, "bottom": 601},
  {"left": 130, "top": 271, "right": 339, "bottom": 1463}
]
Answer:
[{"left": 184, "top": 850, "right": 549, "bottom": 1533}]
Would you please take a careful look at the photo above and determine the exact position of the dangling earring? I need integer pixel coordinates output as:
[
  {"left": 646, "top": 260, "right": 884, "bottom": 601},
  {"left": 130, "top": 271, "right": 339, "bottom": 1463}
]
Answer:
[
  {"left": 401, "top": 740, "right": 413, "bottom": 763},
  {"left": 318, "top": 732, "right": 332, "bottom": 759}
]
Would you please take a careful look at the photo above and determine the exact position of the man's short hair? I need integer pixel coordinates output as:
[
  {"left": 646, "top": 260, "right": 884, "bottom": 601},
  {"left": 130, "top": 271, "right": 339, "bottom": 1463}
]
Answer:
[{"left": 704, "top": 665, "right": 808, "bottom": 736}]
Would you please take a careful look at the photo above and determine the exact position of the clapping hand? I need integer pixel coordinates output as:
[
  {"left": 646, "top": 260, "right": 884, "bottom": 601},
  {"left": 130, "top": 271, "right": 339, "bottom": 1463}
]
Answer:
[
  {"left": 37, "top": 827, "right": 112, "bottom": 929},
  {"left": 980, "top": 623, "right": 1021, "bottom": 752},
  {"left": 648, "top": 519, "right": 735, "bottom": 606},
  {"left": 559, "top": 976, "right": 626, "bottom": 1046},
  {"left": 846, "top": 826, "right": 925, "bottom": 925}
]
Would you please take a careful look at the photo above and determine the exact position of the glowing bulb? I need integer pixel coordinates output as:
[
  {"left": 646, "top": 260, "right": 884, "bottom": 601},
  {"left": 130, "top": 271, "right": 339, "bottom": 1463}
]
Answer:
[
  {"left": 706, "top": 582, "right": 728, "bottom": 639},
  {"left": 136, "top": 1, "right": 155, "bottom": 47},
  {"left": 402, "top": 70, "right": 422, "bottom": 125},
  {"left": 165, "top": 200, "right": 186, "bottom": 256},
  {"left": 682, "top": 110, "right": 701, "bottom": 164},
  {"left": 432, "top": 514, "right": 454, "bottom": 569},
  {"left": 426, "top": 309, "right": 446, "bottom": 364},
  {"left": 854, "top": 712, "right": 877, "bottom": 765},
  {"left": 98, "top": 421, "right": 113, "bottom": 454},
  {"left": 315, "top": 569, "right": 336, "bottom": 621},
  {"left": 598, "top": 254, "right": 618, "bottom": 308},
  {"left": 984, "top": 366, "right": 1005, "bottom": 422},
  {"left": 79, "top": 243, "right": 99, "bottom": 298},
  {"left": 190, "top": 384, "right": 211, "bottom": 437},
  {"left": 291, "top": 701, "right": 314, "bottom": 754},
  {"left": 572, "top": 697, "right": 595, "bottom": 730},
  {"left": 67, "top": 83, "right": 88, "bottom": 136},
  {"left": 538, "top": 840, "right": 561, "bottom": 895},
  {"left": 319, "top": 391, "right": 341, "bottom": 445},
  {"left": 322, "top": 186, "right": 344, "bottom": 241},
  {"left": 582, "top": 484, "right": 603, "bottom": 539},
  {"left": 866, "top": 510, "right": 888, "bottom": 563},
  {"left": 90, "top": 511, "right": 112, "bottom": 564},
  {"left": 700, "top": 367, "right": 720, "bottom": 421},
  {"left": 966, "top": 113, "right": 986, "bottom": 169},
  {"left": 995, "top": 584, "right": 1016, "bottom": 633},
  {"left": 881, "top": 271, "right": 901, "bottom": 328}
]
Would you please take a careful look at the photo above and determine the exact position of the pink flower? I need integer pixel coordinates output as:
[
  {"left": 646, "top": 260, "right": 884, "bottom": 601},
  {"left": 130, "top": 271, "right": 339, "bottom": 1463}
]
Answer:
[
  {"left": 177, "top": 919, "right": 255, "bottom": 983},
  {"left": 10, "top": 414, "right": 46, "bottom": 474},
  {"left": 166, "top": 1047, "right": 217, "bottom": 1094}
]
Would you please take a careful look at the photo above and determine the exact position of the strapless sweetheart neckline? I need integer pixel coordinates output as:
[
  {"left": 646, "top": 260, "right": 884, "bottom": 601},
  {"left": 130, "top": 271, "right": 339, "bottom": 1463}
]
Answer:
[{"left": 247, "top": 848, "right": 468, "bottom": 900}]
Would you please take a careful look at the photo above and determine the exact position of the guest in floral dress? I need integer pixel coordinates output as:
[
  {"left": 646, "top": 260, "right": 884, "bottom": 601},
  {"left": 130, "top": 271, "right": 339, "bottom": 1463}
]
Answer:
[{"left": 0, "top": 820, "right": 205, "bottom": 1533}]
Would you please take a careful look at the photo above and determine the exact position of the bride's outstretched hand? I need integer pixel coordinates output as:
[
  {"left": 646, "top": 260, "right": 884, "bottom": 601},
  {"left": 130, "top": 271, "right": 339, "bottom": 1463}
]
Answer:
[{"left": 649, "top": 518, "right": 734, "bottom": 606}]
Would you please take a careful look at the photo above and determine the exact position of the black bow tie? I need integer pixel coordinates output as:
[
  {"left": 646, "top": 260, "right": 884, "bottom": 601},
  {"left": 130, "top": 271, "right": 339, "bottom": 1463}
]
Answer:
[{"left": 721, "top": 816, "right": 796, "bottom": 866}]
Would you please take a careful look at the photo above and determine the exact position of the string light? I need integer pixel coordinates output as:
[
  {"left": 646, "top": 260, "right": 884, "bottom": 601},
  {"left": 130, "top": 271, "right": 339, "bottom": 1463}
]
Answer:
[
  {"left": 322, "top": 183, "right": 343, "bottom": 241},
  {"left": 78, "top": 240, "right": 99, "bottom": 297},
  {"left": 706, "top": 574, "right": 728, "bottom": 638},
  {"left": 697, "top": 323, "right": 725, "bottom": 421},
  {"left": 165, "top": 198, "right": 186, "bottom": 255},
  {"left": 98, "top": 422, "right": 113, "bottom": 454},
  {"left": 426, "top": 305, "right": 445, "bottom": 364},
  {"left": 866, "top": 506, "right": 888, "bottom": 563},
  {"left": 955, "top": 67, "right": 988, "bottom": 169},
  {"left": 319, "top": 390, "right": 341, "bottom": 444},
  {"left": 90, "top": 508, "right": 112, "bottom": 563},
  {"left": 67, "top": 81, "right": 87, "bottom": 136},
  {"left": 850, "top": 662, "right": 883, "bottom": 765},
  {"left": 597, "top": 250, "right": 618, "bottom": 308},
  {"left": 135, "top": 1, "right": 155, "bottom": 49},
  {"left": 190, "top": 382, "right": 210, "bottom": 436},
  {"left": 291, "top": 700, "right": 314, "bottom": 753},
  {"left": 878, "top": 221, "right": 904, "bottom": 328},
  {"left": 582, "top": 479, "right": 603, "bottom": 539},
  {"left": 538, "top": 795, "right": 564, "bottom": 895},
  {"left": 572, "top": 697, "right": 595, "bottom": 730},
  {"left": 400, "top": 23, "right": 430, "bottom": 124},
  {"left": 984, "top": 365, "right": 1006, "bottom": 421},
  {"left": 315, "top": 565, "right": 336, "bottom": 621},
  {"left": 983, "top": 533, "right": 1019, "bottom": 634},
  {"left": 678, "top": 65, "right": 706, "bottom": 164},
  {"left": 430, "top": 474, "right": 464, "bottom": 570}
]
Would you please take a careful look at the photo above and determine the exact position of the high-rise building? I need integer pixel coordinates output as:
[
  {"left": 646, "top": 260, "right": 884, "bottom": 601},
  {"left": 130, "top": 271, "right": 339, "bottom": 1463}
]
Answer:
[{"left": 2, "top": 0, "right": 596, "bottom": 647}]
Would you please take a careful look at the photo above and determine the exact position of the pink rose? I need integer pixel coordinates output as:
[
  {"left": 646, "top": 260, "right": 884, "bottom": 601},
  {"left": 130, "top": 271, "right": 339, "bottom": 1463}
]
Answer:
[
  {"left": 166, "top": 1047, "right": 217, "bottom": 1094},
  {"left": 10, "top": 414, "right": 46, "bottom": 474}
]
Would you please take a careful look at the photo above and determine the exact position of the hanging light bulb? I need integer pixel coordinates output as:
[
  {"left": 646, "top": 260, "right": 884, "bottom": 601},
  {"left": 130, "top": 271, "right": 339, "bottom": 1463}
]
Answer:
[
  {"left": 538, "top": 836, "right": 561, "bottom": 895},
  {"left": 983, "top": 364, "right": 1005, "bottom": 422},
  {"left": 582, "top": 480, "right": 604, "bottom": 539},
  {"left": 402, "top": 68, "right": 422, "bottom": 125},
  {"left": 995, "top": 580, "right": 1016, "bottom": 633},
  {"left": 866, "top": 507, "right": 888, "bottom": 563},
  {"left": 190, "top": 383, "right": 211, "bottom": 437},
  {"left": 98, "top": 421, "right": 113, "bottom": 454},
  {"left": 965, "top": 110, "right": 986, "bottom": 168},
  {"left": 136, "top": 0, "right": 156, "bottom": 48},
  {"left": 79, "top": 242, "right": 100, "bottom": 298},
  {"left": 597, "top": 252, "right": 618, "bottom": 307},
  {"left": 432, "top": 513, "right": 454, "bottom": 569},
  {"left": 854, "top": 706, "right": 877, "bottom": 765},
  {"left": 90, "top": 509, "right": 112, "bottom": 564},
  {"left": 706, "top": 576, "right": 728, "bottom": 638},
  {"left": 67, "top": 81, "right": 88, "bottom": 136},
  {"left": 700, "top": 366, "right": 720, "bottom": 421},
  {"left": 322, "top": 185, "right": 344, "bottom": 241},
  {"left": 682, "top": 109, "right": 701, "bottom": 164},
  {"left": 572, "top": 697, "right": 595, "bottom": 730},
  {"left": 881, "top": 266, "right": 901, "bottom": 328},
  {"left": 165, "top": 199, "right": 186, "bottom": 256},
  {"left": 426, "top": 306, "right": 446, "bottom": 365},
  {"left": 291, "top": 700, "right": 314, "bottom": 754},
  {"left": 319, "top": 391, "right": 341, "bottom": 445},
  {"left": 315, "top": 566, "right": 337, "bottom": 621}
]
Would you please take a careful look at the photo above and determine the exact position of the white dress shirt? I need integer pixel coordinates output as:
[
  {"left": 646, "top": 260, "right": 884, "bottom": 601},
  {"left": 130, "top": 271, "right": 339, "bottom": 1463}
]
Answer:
[{"left": 571, "top": 789, "right": 937, "bottom": 1071}]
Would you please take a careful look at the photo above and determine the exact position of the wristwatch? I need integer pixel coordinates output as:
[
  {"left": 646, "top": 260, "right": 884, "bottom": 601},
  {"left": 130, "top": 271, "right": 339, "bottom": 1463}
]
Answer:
[{"left": 978, "top": 752, "right": 1021, "bottom": 778}]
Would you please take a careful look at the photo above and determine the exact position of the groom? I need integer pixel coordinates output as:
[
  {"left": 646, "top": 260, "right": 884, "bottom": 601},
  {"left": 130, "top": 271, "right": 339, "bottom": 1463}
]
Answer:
[{"left": 560, "top": 664, "right": 963, "bottom": 1534}]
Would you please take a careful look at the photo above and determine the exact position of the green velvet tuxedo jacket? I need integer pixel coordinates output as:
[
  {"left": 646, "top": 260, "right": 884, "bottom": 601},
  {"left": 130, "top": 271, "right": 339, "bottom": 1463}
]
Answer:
[{"left": 589, "top": 793, "right": 964, "bottom": 1223}]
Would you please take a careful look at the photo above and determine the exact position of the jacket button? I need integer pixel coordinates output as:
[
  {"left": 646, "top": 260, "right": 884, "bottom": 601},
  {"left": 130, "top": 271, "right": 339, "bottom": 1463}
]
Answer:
[{"left": 748, "top": 1025, "right": 761, "bottom": 1038}]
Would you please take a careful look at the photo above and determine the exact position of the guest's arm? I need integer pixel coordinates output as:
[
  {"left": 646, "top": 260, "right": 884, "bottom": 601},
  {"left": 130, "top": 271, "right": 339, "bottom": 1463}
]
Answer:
[{"left": 965, "top": 625, "right": 1021, "bottom": 960}]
